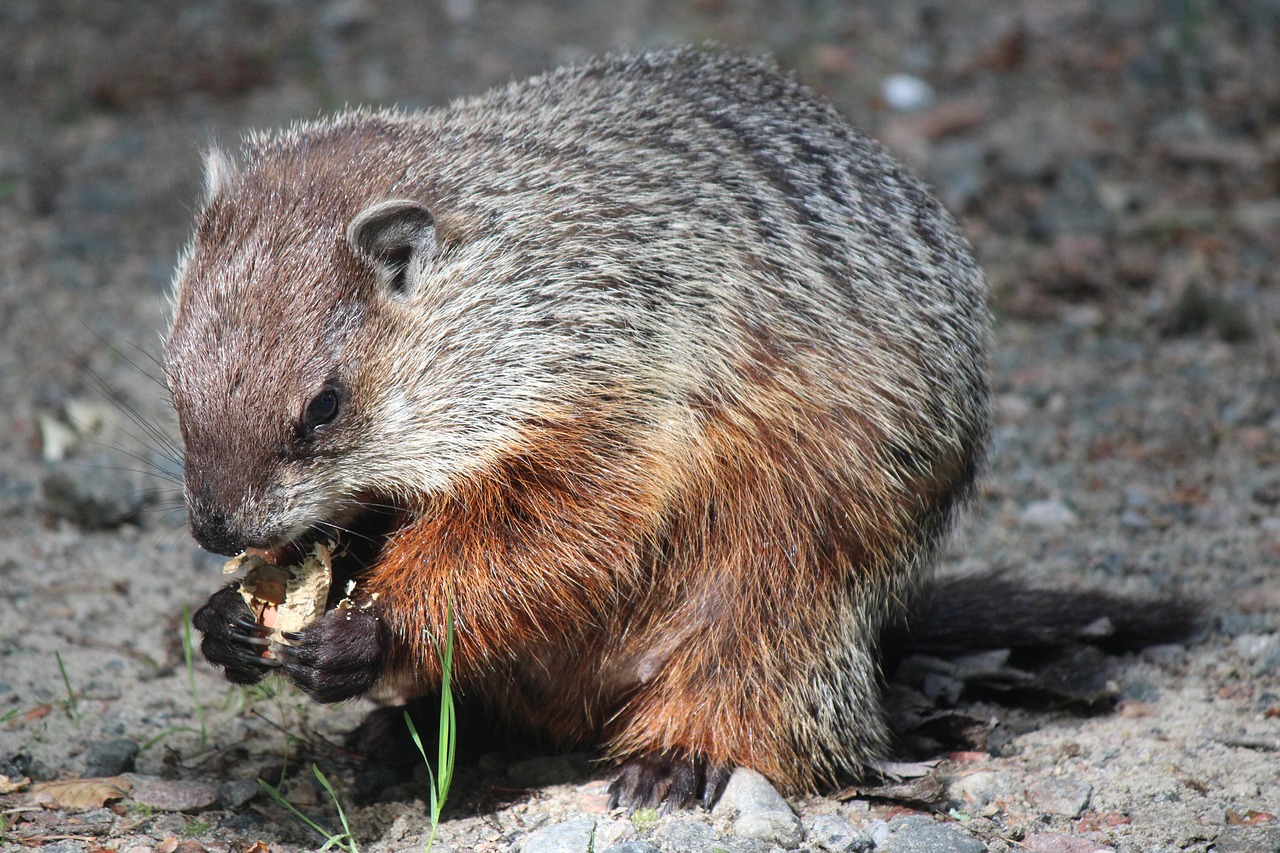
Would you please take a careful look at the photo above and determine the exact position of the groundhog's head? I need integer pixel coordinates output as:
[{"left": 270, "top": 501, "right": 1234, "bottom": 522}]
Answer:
[{"left": 163, "top": 131, "right": 543, "bottom": 559}]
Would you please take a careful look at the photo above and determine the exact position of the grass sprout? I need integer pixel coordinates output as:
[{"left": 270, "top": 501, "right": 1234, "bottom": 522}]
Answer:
[
  {"left": 259, "top": 764, "right": 359, "bottom": 853},
  {"left": 181, "top": 605, "right": 208, "bottom": 748},
  {"left": 54, "top": 651, "right": 79, "bottom": 727},
  {"left": 406, "top": 604, "right": 457, "bottom": 852}
]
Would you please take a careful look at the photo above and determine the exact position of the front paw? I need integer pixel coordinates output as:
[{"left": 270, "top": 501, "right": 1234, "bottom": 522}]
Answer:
[
  {"left": 607, "top": 752, "right": 732, "bottom": 811},
  {"left": 275, "top": 605, "right": 388, "bottom": 702},
  {"left": 192, "top": 585, "right": 277, "bottom": 685}
]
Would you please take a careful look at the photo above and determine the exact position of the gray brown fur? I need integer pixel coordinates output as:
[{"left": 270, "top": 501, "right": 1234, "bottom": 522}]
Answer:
[{"left": 165, "top": 47, "right": 990, "bottom": 795}]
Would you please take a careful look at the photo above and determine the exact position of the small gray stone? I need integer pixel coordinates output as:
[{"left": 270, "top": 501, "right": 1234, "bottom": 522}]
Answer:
[
  {"left": 124, "top": 775, "right": 220, "bottom": 812},
  {"left": 879, "top": 815, "right": 986, "bottom": 853},
  {"left": 724, "top": 840, "right": 771, "bottom": 853},
  {"left": 947, "top": 770, "right": 1023, "bottom": 808},
  {"left": 865, "top": 820, "right": 892, "bottom": 847},
  {"left": 518, "top": 817, "right": 597, "bottom": 853},
  {"left": 592, "top": 818, "right": 637, "bottom": 850},
  {"left": 807, "top": 813, "right": 873, "bottom": 852},
  {"left": 600, "top": 843, "right": 660, "bottom": 853},
  {"left": 1209, "top": 824, "right": 1280, "bottom": 853},
  {"left": 1018, "top": 499, "right": 1078, "bottom": 529},
  {"left": 82, "top": 738, "right": 138, "bottom": 777},
  {"left": 1234, "top": 633, "right": 1277, "bottom": 662},
  {"left": 712, "top": 768, "right": 803, "bottom": 849},
  {"left": 652, "top": 818, "right": 718, "bottom": 849},
  {"left": 881, "top": 74, "right": 935, "bottom": 112},
  {"left": 221, "top": 778, "right": 262, "bottom": 809},
  {"left": 35, "top": 844, "right": 83, "bottom": 853},
  {"left": 1027, "top": 777, "right": 1092, "bottom": 819}
]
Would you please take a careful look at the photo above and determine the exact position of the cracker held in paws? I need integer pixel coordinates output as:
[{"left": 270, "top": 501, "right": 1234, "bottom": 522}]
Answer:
[
  {"left": 224, "top": 543, "right": 336, "bottom": 654},
  {"left": 169, "top": 48, "right": 991, "bottom": 809}
]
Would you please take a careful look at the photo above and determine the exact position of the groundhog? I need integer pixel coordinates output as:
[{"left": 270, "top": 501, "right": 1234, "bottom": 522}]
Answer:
[{"left": 166, "top": 47, "right": 990, "bottom": 808}]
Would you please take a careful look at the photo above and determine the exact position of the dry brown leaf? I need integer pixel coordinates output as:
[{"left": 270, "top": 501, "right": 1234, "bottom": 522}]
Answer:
[
  {"left": 0, "top": 772, "right": 30, "bottom": 793},
  {"left": 30, "top": 776, "right": 132, "bottom": 809},
  {"left": 153, "top": 838, "right": 208, "bottom": 853}
]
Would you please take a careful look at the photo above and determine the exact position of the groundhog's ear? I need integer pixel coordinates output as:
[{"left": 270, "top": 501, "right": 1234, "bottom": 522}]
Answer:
[
  {"left": 346, "top": 199, "right": 437, "bottom": 296},
  {"left": 201, "top": 145, "right": 236, "bottom": 204}
]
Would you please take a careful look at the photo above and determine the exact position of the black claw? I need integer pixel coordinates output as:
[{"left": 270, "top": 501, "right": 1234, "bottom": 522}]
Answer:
[
  {"left": 230, "top": 647, "right": 279, "bottom": 668},
  {"left": 193, "top": 585, "right": 274, "bottom": 686},
  {"left": 234, "top": 617, "right": 271, "bottom": 636},
  {"left": 608, "top": 753, "right": 731, "bottom": 812}
]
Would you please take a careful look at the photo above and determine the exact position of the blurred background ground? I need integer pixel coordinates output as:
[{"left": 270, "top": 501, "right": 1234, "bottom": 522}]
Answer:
[{"left": 0, "top": 2, "right": 1278, "bottom": 851}]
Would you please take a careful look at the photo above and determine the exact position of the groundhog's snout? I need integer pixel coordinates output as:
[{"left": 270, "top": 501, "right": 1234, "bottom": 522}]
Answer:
[{"left": 186, "top": 487, "right": 244, "bottom": 556}]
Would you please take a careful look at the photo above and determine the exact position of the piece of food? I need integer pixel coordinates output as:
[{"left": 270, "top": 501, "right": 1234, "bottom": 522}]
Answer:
[{"left": 224, "top": 542, "right": 334, "bottom": 653}]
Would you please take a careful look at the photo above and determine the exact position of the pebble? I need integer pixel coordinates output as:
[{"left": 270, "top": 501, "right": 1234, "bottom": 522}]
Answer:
[
  {"left": 712, "top": 768, "right": 804, "bottom": 849},
  {"left": 1203, "top": 825, "right": 1280, "bottom": 853},
  {"left": 948, "top": 769, "right": 1023, "bottom": 808},
  {"left": 36, "top": 844, "right": 83, "bottom": 853},
  {"left": 1022, "top": 834, "right": 1114, "bottom": 853},
  {"left": 600, "top": 843, "right": 660, "bottom": 853},
  {"left": 1026, "top": 776, "right": 1092, "bottom": 819},
  {"left": 865, "top": 820, "right": 892, "bottom": 847},
  {"left": 882, "top": 74, "right": 935, "bottom": 112},
  {"left": 877, "top": 815, "right": 986, "bottom": 852},
  {"left": 1018, "top": 499, "right": 1078, "bottom": 529},
  {"left": 652, "top": 818, "right": 718, "bottom": 850},
  {"left": 806, "top": 813, "right": 874, "bottom": 852},
  {"left": 1233, "top": 633, "right": 1276, "bottom": 661},
  {"left": 220, "top": 778, "right": 262, "bottom": 810},
  {"left": 123, "top": 775, "right": 220, "bottom": 812},
  {"left": 82, "top": 738, "right": 138, "bottom": 777},
  {"left": 518, "top": 817, "right": 597, "bottom": 853},
  {"left": 591, "top": 818, "right": 636, "bottom": 850}
]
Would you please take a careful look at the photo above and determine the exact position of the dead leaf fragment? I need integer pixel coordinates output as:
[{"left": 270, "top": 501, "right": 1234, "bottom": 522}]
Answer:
[
  {"left": 0, "top": 772, "right": 30, "bottom": 793},
  {"left": 154, "top": 838, "right": 209, "bottom": 853},
  {"left": 30, "top": 775, "right": 132, "bottom": 809}
]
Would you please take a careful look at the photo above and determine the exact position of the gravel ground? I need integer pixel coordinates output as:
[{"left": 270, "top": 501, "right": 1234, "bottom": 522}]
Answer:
[{"left": 1, "top": 2, "right": 1278, "bottom": 852}]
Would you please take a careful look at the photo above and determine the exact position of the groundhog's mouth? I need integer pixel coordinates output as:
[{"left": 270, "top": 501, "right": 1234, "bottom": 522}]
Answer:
[{"left": 248, "top": 502, "right": 404, "bottom": 608}]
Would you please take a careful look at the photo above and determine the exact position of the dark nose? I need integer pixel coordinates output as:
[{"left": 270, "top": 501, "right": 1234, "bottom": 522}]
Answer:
[{"left": 187, "top": 483, "right": 244, "bottom": 556}]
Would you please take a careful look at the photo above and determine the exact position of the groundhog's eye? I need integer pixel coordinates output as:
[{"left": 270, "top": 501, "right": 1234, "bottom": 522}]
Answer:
[{"left": 303, "top": 387, "right": 341, "bottom": 430}]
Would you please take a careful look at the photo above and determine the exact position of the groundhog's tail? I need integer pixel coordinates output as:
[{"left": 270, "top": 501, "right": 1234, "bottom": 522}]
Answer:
[
  {"left": 879, "top": 573, "right": 1201, "bottom": 728},
  {"left": 899, "top": 573, "right": 1200, "bottom": 657}
]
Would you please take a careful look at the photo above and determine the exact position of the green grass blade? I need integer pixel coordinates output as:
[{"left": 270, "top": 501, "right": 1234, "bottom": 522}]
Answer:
[
  {"left": 313, "top": 764, "right": 359, "bottom": 853},
  {"left": 181, "top": 605, "right": 208, "bottom": 748},
  {"left": 257, "top": 776, "right": 337, "bottom": 844},
  {"left": 55, "top": 650, "right": 79, "bottom": 726}
]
